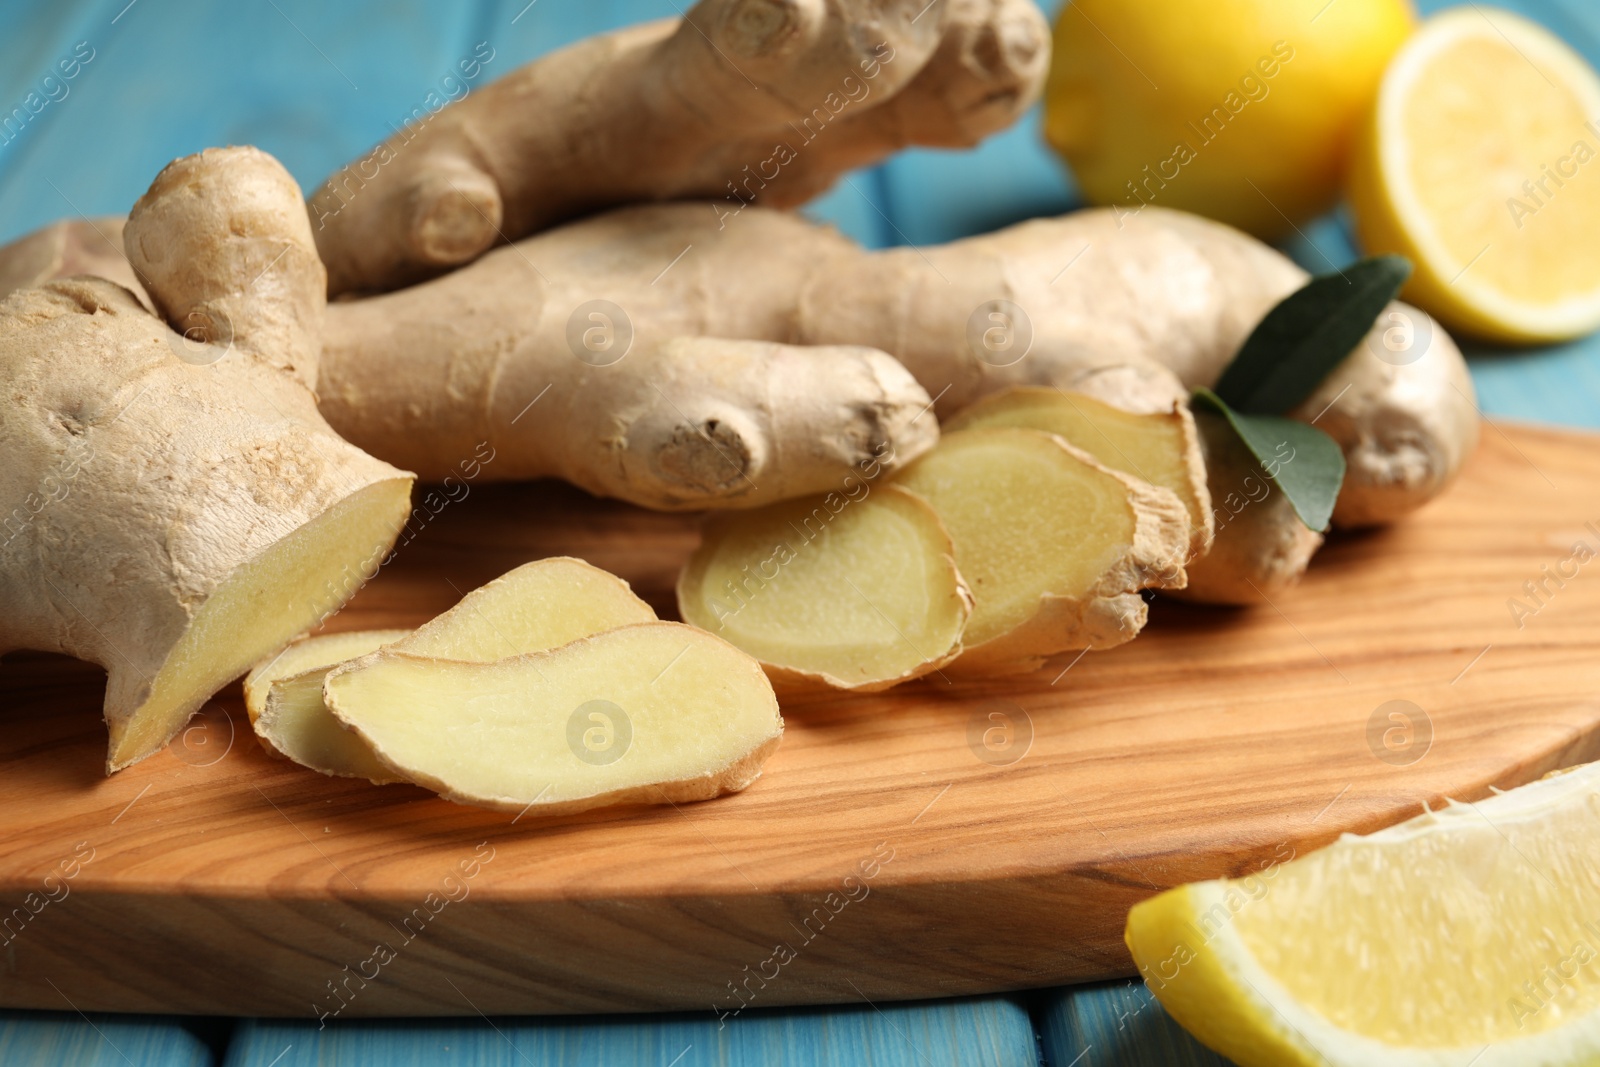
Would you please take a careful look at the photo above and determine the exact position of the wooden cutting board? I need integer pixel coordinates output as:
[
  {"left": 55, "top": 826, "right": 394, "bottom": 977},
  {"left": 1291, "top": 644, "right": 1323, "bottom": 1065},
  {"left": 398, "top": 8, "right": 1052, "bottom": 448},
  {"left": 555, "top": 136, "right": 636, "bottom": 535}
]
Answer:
[{"left": 2, "top": 421, "right": 1598, "bottom": 1019}]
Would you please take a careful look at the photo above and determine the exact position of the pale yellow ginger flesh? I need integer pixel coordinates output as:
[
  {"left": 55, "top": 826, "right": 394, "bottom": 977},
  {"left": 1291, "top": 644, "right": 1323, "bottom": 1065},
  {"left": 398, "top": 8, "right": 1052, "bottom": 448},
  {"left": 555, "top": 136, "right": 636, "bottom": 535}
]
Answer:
[
  {"left": 114, "top": 482, "right": 413, "bottom": 769},
  {"left": 248, "top": 557, "right": 656, "bottom": 783},
  {"left": 895, "top": 428, "right": 1189, "bottom": 673},
  {"left": 392, "top": 556, "right": 657, "bottom": 660},
  {"left": 1127, "top": 762, "right": 1600, "bottom": 1066},
  {"left": 946, "top": 387, "right": 1213, "bottom": 558},
  {"left": 245, "top": 629, "right": 410, "bottom": 782},
  {"left": 244, "top": 629, "right": 412, "bottom": 725},
  {"left": 677, "top": 484, "right": 971, "bottom": 691},
  {"left": 325, "top": 622, "right": 782, "bottom": 814}
]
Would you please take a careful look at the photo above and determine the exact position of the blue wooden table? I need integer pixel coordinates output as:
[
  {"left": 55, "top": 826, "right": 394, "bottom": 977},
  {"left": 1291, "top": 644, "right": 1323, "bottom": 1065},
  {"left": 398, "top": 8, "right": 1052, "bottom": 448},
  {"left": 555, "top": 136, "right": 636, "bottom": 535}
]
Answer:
[{"left": 0, "top": 0, "right": 1595, "bottom": 1062}]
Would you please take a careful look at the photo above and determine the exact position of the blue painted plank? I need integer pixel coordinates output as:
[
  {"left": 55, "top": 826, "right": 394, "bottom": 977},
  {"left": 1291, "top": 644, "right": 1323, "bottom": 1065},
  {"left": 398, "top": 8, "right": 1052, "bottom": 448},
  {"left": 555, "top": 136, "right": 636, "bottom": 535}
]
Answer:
[
  {"left": 1467, "top": 340, "right": 1600, "bottom": 429},
  {"left": 872, "top": 107, "right": 1078, "bottom": 248},
  {"left": 221, "top": 998, "right": 1040, "bottom": 1067},
  {"left": 0, "top": 0, "right": 487, "bottom": 243},
  {"left": 0, "top": 3, "right": 105, "bottom": 132},
  {"left": 0, "top": 1010, "right": 213, "bottom": 1066},
  {"left": 477, "top": 0, "right": 680, "bottom": 59},
  {"left": 802, "top": 170, "right": 903, "bottom": 251},
  {"left": 1038, "top": 982, "right": 1236, "bottom": 1067},
  {"left": 872, "top": 1, "right": 1075, "bottom": 248},
  {"left": 1413, "top": 0, "right": 1600, "bottom": 63}
]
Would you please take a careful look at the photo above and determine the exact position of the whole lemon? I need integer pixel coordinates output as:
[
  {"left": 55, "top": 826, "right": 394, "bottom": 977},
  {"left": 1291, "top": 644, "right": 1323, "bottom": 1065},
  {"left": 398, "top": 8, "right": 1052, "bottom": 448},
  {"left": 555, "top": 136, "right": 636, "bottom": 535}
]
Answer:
[{"left": 1044, "top": 0, "right": 1414, "bottom": 239}]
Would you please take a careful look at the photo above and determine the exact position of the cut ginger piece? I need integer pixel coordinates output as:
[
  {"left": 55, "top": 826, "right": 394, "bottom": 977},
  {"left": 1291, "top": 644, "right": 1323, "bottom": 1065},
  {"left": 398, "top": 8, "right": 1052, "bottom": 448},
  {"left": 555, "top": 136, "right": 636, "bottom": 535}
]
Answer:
[
  {"left": 946, "top": 387, "right": 1213, "bottom": 557},
  {"left": 895, "top": 427, "right": 1190, "bottom": 673},
  {"left": 247, "top": 557, "right": 656, "bottom": 783},
  {"left": 325, "top": 622, "right": 783, "bottom": 814},
  {"left": 245, "top": 629, "right": 411, "bottom": 783},
  {"left": 677, "top": 484, "right": 971, "bottom": 690},
  {"left": 244, "top": 629, "right": 410, "bottom": 726},
  {"left": 108, "top": 479, "right": 412, "bottom": 770}
]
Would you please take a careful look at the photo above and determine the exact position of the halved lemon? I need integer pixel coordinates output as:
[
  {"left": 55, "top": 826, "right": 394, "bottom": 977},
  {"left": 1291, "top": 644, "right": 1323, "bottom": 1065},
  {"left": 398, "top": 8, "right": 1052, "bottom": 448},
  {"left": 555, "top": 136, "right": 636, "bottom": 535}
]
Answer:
[
  {"left": 1349, "top": 8, "right": 1600, "bottom": 343},
  {"left": 1126, "top": 762, "right": 1600, "bottom": 1066}
]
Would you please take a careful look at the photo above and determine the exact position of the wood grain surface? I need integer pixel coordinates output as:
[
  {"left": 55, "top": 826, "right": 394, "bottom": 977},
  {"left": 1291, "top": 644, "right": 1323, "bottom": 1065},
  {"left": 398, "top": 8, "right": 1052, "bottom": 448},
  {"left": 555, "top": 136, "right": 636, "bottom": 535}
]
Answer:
[{"left": 1, "top": 421, "right": 1597, "bottom": 1019}]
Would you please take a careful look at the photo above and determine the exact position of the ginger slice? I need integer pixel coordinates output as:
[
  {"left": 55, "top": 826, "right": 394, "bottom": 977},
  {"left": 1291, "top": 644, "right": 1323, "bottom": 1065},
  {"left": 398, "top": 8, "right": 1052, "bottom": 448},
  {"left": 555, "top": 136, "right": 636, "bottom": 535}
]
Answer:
[
  {"left": 946, "top": 387, "right": 1213, "bottom": 557},
  {"left": 677, "top": 484, "right": 971, "bottom": 691},
  {"left": 390, "top": 556, "right": 657, "bottom": 660},
  {"left": 895, "top": 427, "right": 1190, "bottom": 673},
  {"left": 245, "top": 629, "right": 411, "bottom": 727},
  {"left": 325, "top": 623, "right": 783, "bottom": 814},
  {"left": 245, "top": 629, "right": 411, "bottom": 782},
  {"left": 249, "top": 557, "right": 655, "bottom": 783}
]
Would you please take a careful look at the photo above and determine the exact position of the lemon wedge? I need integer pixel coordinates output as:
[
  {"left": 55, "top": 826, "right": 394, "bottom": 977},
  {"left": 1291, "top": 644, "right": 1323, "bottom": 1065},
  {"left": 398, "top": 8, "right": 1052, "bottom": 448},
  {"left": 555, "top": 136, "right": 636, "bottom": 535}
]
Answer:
[
  {"left": 1349, "top": 8, "right": 1600, "bottom": 343},
  {"left": 1126, "top": 762, "right": 1600, "bottom": 1066}
]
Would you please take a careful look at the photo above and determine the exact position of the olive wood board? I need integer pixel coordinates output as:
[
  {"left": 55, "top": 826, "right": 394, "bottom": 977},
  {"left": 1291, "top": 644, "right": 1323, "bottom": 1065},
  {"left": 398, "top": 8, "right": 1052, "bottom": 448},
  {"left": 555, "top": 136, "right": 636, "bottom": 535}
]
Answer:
[{"left": 2, "top": 421, "right": 1598, "bottom": 1018}]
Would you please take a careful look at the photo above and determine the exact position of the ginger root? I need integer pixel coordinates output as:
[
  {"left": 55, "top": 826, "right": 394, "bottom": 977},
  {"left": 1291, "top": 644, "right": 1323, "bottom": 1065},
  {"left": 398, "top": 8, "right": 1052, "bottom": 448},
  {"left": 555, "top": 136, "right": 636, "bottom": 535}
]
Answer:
[
  {"left": 796, "top": 206, "right": 1480, "bottom": 533},
  {"left": 679, "top": 422, "right": 1190, "bottom": 684},
  {"left": 939, "top": 386, "right": 1323, "bottom": 604},
  {"left": 0, "top": 148, "right": 413, "bottom": 773},
  {"left": 248, "top": 558, "right": 780, "bottom": 817},
  {"left": 314, "top": 202, "right": 1474, "bottom": 538},
  {"left": 0, "top": 216, "right": 133, "bottom": 305},
  {"left": 1181, "top": 411, "right": 1324, "bottom": 605},
  {"left": 309, "top": 0, "right": 1050, "bottom": 294}
]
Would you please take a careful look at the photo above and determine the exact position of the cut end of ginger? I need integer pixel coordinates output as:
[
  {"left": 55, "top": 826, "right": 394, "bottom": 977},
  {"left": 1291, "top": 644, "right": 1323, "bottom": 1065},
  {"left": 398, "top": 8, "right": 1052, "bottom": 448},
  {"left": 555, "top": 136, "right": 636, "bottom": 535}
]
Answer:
[
  {"left": 246, "top": 556, "right": 659, "bottom": 785},
  {"left": 107, "top": 477, "right": 413, "bottom": 772},
  {"left": 325, "top": 622, "right": 783, "bottom": 814},
  {"left": 947, "top": 387, "right": 1213, "bottom": 557},
  {"left": 895, "top": 427, "right": 1190, "bottom": 673},
  {"left": 677, "top": 484, "right": 971, "bottom": 691}
]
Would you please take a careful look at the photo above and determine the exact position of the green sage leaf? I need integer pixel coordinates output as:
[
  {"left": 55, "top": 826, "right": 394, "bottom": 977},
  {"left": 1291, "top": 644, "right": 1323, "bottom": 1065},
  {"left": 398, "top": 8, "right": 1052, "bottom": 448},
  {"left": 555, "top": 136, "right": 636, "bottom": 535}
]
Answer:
[
  {"left": 1193, "top": 388, "right": 1346, "bottom": 532},
  {"left": 1213, "top": 255, "right": 1412, "bottom": 415}
]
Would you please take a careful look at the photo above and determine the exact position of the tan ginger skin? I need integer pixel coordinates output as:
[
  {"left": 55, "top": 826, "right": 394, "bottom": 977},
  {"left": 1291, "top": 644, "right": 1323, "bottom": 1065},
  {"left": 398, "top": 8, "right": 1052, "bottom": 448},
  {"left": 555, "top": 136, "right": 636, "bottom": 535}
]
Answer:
[
  {"left": 314, "top": 203, "right": 1477, "bottom": 528},
  {"left": 3, "top": 200, "right": 1477, "bottom": 541},
  {"left": 315, "top": 201, "right": 1473, "bottom": 607},
  {"left": 308, "top": 0, "right": 1052, "bottom": 294},
  {"left": 0, "top": 148, "right": 412, "bottom": 772}
]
